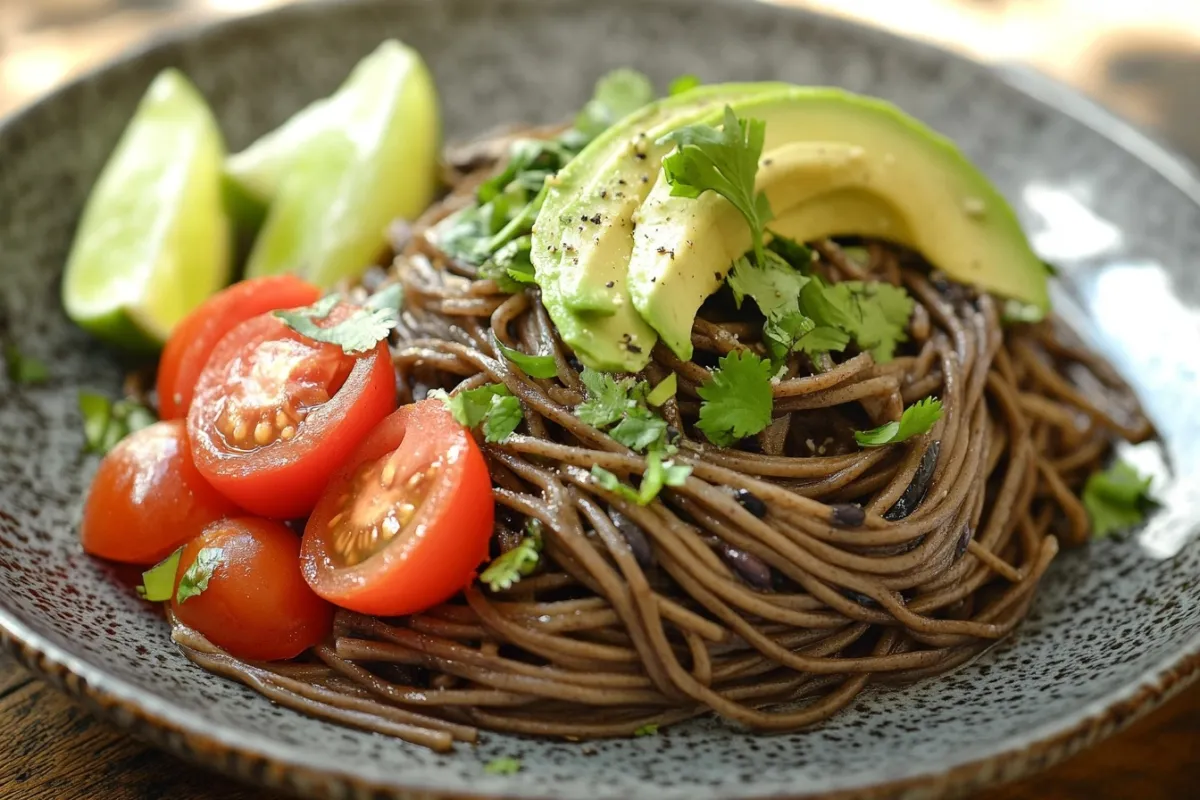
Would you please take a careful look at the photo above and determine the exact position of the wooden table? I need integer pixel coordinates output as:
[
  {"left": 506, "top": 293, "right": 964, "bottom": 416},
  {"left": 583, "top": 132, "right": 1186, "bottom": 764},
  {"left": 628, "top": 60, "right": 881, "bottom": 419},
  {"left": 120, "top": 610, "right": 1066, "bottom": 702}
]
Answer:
[{"left": 1, "top": 648, "right": 1196, "bottom": 799}]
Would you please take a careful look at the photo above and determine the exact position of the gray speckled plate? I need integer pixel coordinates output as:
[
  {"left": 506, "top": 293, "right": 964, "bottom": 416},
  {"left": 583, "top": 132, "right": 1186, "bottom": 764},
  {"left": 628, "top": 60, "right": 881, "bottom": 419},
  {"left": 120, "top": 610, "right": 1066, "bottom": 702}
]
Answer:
[{"left": 2, "top": 1, "right": 1199, "bottom": 798}]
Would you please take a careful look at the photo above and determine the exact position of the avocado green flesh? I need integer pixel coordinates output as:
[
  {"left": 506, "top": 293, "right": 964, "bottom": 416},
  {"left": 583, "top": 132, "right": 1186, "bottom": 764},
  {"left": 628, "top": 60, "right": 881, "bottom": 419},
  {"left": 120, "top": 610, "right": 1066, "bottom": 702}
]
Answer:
[
  {"left": 532, "top": 83, "right": 789, "bottom": 372},
  {"left": 628, "top": 88, "right": 1048, "bottom": 360}
]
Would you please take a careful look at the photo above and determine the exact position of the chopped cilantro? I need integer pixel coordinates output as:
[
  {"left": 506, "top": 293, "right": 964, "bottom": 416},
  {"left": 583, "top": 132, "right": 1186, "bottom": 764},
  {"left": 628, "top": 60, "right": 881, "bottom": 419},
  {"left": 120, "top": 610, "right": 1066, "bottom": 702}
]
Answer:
[
  {"left": 137, "top": 548, "right": 182, "bottom": 602},
  {"left": 431, "top": 383, "right": 524, "bottom": 443},
  {"left": 175, "top": 547, "right": 223, "bottom": 604},
  {"left": 495, "top": 340, "right": 558, "bottom": 379},
  {"left": 575, "top": 69, "right": 656, "bottom": 140},
  {"left": 854, "top": 397, "right": 943, "bottom": 447},
  {"left": 483, "top": 757, "right": 522, "bottom": 775},
  {"left": 645, "top": 373, "right": 677, "bottom": 407},
  {"left": 1083, "top": 460, "right": 1154, "bottom": 538},
  {"left": 4, "top": 343, "right": 48, "bottom": 385},
  {"left": 80, "top": 392, "right": 157, "bottom": 455},
  {"left": 766, "top": 234, "right": 814, "bottom": 268},
  {"left": 726, "top": 253, "right": 816, "bottom": 362},
  {"left": 669, "top": 74, "right": 702, "bottom": 96},
  {"left": 659, "top": 107, "right": 773, "bottom": 266},
  {"left": 591, "top": 450, "right": 691, "bottom": 506},
  {"left": 576, "top": 368, "right": 638, "bottom": 428},
  {"left": 634, "top": 723, "right": 660, "bottom": 737},
  {"left": 480, "top": 235, "right": 537, "bottom": 292},
  {"left": 274, "top": 284, "right": 403, "bottom": 355},
  {"left": 696, "top": 350, "right": 774, "bottom": 447},
  {"left": 480, "top": 521, "right": 543, "bottom": 591},
  {"left": 610, "top": 410, "right": 668, "bottom": 452}
]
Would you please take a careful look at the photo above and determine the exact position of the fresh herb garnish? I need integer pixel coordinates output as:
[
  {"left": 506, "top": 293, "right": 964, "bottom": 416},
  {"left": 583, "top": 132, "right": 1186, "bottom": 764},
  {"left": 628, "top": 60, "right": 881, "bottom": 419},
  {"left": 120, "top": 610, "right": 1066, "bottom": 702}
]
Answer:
[
  {"left": 1083, "top": 460, "right": 1154, "bottom": 538},
  {"left": 495, "top": 340, "right": 558, "bottom": 379},
  {"left": 137, "top": 548, "right": 182, "bottom": 602},
  {"left": 4, "top": 343, "right": 48, "bottom": 385},
  {"left": 274, "top": 284, "right": 403, "bottom": 355},
  {"left": 576, "top": 368, "right": 638, "bottom": 428},
  {"left": 696, "top": 350, "right": 774, "bottom": 447},
  {"left": 669, "top": 74, "right": 702, "bottom": 96},
  {"left": 634, "top": 723, "right": 660, "bottom": 737},
  {"left": 480, "top": 521, "right": 543, "bottom": 592},
  {"left": 575, "top": 368, "right": 676, "bottom": 455},
  {"left": 727, "top": 253, "right": 816, "bottom": 362},
  {"left": 591, "top": 450, "right": 691, "bottom": 506},
  {"left": 659, "top": 107, "right": 773, "bottom": 266},
  {"left": 609, "top": 411, "right": 669, "bottom": 452},
  {"left": 175, "top": 547, "right": 223, "bottom": 604},
  {"left": 575, "top": 69, "right": 656, "bottom": 140},
  {"left": 645, "top": 373, "right": 677, "bottom": 407},
  {"left": 483, "top": 757, "right": 523, "bottom": 775},
  {"left": 431, "top": 383, "right": 524, "bottom": 443},
  {"left": 79, "top": 392, "right": 157, "bottom": 455},
  {"left": 854, "top": 397, "right": 943, "bottom": 447}
]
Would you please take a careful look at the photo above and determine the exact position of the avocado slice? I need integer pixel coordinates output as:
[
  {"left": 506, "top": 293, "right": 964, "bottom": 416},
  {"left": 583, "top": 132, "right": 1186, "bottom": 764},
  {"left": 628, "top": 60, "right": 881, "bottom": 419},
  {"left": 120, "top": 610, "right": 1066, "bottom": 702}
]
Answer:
[
  {"left": 628, "top": 87, "right": 1049, "bottom": 359},
  {"left": 532, "top": 83, "right": 787, "bottom": 372}
]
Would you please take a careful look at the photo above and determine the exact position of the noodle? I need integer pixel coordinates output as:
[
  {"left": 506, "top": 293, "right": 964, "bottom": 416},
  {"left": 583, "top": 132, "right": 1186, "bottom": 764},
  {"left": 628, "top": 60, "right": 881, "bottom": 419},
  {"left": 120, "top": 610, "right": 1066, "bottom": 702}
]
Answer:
[{"left": 172, "top": 136, "right": 1151, "bottom": 748}]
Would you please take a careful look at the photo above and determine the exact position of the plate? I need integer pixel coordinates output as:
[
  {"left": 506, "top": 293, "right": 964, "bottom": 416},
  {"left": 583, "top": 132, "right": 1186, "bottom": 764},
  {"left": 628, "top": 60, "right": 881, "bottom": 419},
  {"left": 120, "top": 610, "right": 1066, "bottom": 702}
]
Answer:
[{"left": 1, "top": 1, "right": 1198, "bottom": 798}]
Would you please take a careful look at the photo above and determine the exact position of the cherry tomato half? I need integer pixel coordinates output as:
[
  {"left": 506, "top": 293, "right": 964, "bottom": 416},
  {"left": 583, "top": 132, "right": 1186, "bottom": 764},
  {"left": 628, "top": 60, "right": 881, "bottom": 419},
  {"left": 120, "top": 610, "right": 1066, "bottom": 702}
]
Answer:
[
  {"left": 301, "top": 399, "right": 494, "bottom": 616},
  {"left": 187, "top": 308, "right": 396, "bottom": 519},
  {"left": 157, "top": 276, "right": 321, "bottom": 420},
  {"left": 81, "top": 420, "right": 240, "bottom": 565},
  {"left": 172, "top": 517, "right": 333, "bottom": 661}
]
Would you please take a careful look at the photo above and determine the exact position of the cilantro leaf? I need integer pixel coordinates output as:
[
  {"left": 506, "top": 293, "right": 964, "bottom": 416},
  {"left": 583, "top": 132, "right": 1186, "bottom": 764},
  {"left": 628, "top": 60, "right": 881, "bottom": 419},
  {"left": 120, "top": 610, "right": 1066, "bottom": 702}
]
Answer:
[
  {"left": 591, "top": 451, "right": 692, "bottom": 507},
  {"left": 495, "top": 339, "right": 558, "bottom": 379},
  {"left": 726, "top": 253, "right": 820, "bottom": 362},
  {"left": 137, "top": 548, "right": 182, "bottom": 602},
  {"left": 854, "top": 397, "right": 943, "bottom": 447},
  {"left": 645, "top": 373, "right": 677, "bottom": 407},
  {"left": 275, "top": 285, "right": 403, "bottom": 355},
  {"left": 610, "top": 411, "right": 668, "bottom": 452},
  {"left": 576, "top": 368, "right": 637, "bottom": 428},
  {"left": 480, "top": 235, "right": 536, "bottom": 292},
  {"left": 659, "top": 107, "right": 773, "bottom": 266},
  {"left": 575, "top": 69, "right": 656, "bottom": 139},
  {"left": 669, "top": 75, "right": 701, "bottom": 96},
  {"left": 696, "top": 350, "right": 774, "bottom": 447},
  {"left": 793, "top": 325, "right": 852, "bottom": 355},
  {"left": 482, "top": 392, "right": 524, "bottom": 443},
  {"left": 1083, "top": 460, "right": 1154, "bottom": 538},
  {"left": 634, "top": 723, "right": 660, "bottom": 737},
  {"left": 431, "top": 383, "right": 523, "bottom": 443},
  {"left": 176, "top": 547, "right": 223, "bottom": 604},
  {"left": 80, "top": 392, "right": 157, "bottom": 455},
  {"left": 484, "top": 757, "right": 522, "bottom": 775},
  {"left": 480, "top": 522, "right": 543, "bottom": 591},
  {"left": 4, "top": 343, "right": 48, "bottom": 385},
  {"left": 766, "top": 234, "right": 814, "bottom": 268}
]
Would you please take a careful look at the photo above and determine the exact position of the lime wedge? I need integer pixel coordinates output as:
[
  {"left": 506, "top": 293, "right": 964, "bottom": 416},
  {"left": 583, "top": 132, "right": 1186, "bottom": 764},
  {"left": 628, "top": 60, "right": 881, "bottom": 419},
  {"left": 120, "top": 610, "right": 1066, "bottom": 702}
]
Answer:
[
  {"left": 62, "top": 70, "right": 231, "bottom": 351},
  {"left": 239, "top": 40, "right": 440, "bottom": 288}
]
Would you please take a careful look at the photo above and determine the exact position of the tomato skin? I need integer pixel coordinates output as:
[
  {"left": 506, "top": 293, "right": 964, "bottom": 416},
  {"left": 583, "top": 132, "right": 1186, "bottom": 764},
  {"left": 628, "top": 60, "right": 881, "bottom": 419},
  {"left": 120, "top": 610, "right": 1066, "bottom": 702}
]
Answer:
[
  {"left": 172, "top": 518, "right": 333, "bottom": 661},
  {"left": 157, "top": 276, "right": 321, "bottom": 420},
  {"left": 187, "top": 311, "right": 396, "bottom": 519},
  {"left": 301, "top": 400, "right": 494, "bottom": 616},
  {"left": 81, "top": 421, "right": 240, "bottom": 565}
]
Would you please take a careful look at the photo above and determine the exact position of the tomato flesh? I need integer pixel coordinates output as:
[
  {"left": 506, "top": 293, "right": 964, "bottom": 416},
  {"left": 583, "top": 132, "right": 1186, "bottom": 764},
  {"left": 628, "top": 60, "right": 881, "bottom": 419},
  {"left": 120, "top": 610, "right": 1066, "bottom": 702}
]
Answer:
[
  {"left": 302, "top": 400, "right": 494, "bottom": 616},
  {"left": 172, "top": 518, "right": 333, "bottom": 661},
  {"left": 157, "top": 276, "right": 320, "bottom": 420},
  {"left": 188, "top": 309, "right": 395, "bottom": 519},
  {"left": 81, "top": 420, "right": 240, "bottom": 565}
]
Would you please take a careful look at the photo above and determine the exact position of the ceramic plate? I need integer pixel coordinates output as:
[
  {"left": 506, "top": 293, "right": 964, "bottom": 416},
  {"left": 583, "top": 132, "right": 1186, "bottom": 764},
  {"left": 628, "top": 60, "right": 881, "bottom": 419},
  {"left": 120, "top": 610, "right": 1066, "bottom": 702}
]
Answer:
[{"left": 1, "top": 1, "right": 1198, "bottom": 798}]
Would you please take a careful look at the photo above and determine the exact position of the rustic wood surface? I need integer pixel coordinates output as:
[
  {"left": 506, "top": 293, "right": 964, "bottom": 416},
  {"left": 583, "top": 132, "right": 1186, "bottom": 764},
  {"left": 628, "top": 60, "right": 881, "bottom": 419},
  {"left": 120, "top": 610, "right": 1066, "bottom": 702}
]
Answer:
[{"left": 0, "top": 648, "right": 1196, "bottom": 799}]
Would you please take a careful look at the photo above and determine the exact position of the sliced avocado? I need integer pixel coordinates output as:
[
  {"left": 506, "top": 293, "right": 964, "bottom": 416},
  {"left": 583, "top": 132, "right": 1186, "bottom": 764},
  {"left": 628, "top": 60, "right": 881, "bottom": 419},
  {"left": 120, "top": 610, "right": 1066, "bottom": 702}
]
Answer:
[
  {"left": 628, "top": 87, "right": 1049, "bottom": 359},
  {"left": 532, "top": 83, "right": 788, "bottom": 372}
]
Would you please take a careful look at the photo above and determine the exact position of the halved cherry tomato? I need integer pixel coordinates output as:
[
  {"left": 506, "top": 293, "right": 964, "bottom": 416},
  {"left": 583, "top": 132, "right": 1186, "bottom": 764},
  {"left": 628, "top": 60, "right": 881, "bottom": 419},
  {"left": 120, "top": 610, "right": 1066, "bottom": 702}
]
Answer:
[
  {"left": 157, "top": 276, "right": 321, "bottom": 420},
  {"left": 172, "top": 517, "right": 333, "bottom": 661},
  {"left": 187, "top": 307, "right": 396, "bottom": 519},
  {"left": 301, "top": 399, "right": 494, "bottom": 616},
  {"left": 81, "top": 420, "right": 240, "bottom": 564}
]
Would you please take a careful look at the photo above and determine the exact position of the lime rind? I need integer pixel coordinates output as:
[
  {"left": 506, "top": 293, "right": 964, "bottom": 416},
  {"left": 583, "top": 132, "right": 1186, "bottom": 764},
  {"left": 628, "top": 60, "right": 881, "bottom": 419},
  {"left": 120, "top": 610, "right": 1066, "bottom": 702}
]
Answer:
[{"left": 62, "top": 69, "right": 231, "bottom": 349}]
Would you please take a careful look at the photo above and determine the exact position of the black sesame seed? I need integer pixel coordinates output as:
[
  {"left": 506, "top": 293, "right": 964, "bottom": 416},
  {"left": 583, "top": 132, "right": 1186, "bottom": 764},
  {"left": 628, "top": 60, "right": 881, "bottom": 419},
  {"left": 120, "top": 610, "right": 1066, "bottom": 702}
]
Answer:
[
  {"left": 733, "top": 489, "right": 768, "bottom": 518},
  {"left": 605, "top": 280, "right": 615, "bottom": 288}
]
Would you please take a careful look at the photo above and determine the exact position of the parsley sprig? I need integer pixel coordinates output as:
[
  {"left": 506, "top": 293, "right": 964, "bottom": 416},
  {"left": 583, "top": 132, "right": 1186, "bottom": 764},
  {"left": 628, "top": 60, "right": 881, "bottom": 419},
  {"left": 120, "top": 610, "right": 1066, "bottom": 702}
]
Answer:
[
  {"left": 659, "top": 106, "right": 773, "bottom": 266},
  {"left": 1082, "top": 460, "right": 1155, "bottom": 538},
  {"left": 854, "top": 397, "right": 943, "bottom": 447},
  {"left": 274, "top": 284, "right": 403, "bottom": 355}
]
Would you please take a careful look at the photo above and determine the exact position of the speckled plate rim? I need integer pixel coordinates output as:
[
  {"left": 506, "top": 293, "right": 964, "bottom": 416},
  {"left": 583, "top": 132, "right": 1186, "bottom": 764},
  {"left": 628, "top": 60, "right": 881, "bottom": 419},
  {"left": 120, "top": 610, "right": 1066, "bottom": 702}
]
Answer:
[{"left": 1, "top": 1, "right": 1199, "bottom": 798}]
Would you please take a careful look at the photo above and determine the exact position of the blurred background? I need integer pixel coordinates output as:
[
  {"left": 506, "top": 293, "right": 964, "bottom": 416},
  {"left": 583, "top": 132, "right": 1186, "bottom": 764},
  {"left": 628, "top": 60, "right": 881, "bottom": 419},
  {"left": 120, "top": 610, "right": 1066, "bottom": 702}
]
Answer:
[{"left": 1, "top": 0, "right": 1199, "bottom": 163}]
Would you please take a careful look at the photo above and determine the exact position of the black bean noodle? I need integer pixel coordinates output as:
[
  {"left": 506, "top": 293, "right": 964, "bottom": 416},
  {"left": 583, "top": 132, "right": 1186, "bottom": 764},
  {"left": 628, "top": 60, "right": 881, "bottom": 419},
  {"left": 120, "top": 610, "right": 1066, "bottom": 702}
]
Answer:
[{"left": 171, "top": 133, "right": 1152, "bottom": 752}]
